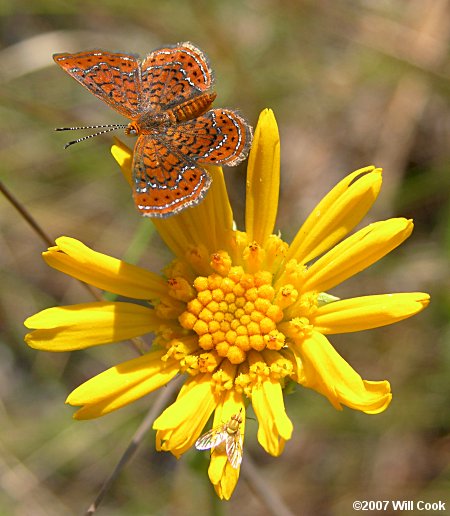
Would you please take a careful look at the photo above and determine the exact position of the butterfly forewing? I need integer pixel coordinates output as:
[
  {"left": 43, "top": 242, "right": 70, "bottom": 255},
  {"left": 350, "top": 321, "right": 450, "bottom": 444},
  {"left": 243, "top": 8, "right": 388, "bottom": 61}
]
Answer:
[
  {"left": 53, "top": 51, "right": 142, "bottom": 118},
  {"left": 140, "top": 43, "right": 213, "bottom": 112}
]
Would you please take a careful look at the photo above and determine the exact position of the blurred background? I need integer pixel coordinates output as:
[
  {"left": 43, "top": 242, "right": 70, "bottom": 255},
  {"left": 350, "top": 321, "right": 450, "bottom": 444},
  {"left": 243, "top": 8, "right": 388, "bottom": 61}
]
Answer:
[{"left": 1, "top": 0, "right": 449, "bottom": 514}]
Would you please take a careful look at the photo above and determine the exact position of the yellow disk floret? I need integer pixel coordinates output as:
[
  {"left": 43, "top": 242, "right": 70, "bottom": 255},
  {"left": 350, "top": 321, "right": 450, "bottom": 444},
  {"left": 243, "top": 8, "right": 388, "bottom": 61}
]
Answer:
[{"left": 179, "top": 259, "right": 287, "bottom": 365}]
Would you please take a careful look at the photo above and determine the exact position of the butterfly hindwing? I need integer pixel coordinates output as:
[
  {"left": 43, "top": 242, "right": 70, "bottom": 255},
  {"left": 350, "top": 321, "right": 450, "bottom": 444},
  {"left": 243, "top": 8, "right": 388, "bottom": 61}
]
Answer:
[{"left": 165, "top": 109, "right": 252, "bottom": 167}]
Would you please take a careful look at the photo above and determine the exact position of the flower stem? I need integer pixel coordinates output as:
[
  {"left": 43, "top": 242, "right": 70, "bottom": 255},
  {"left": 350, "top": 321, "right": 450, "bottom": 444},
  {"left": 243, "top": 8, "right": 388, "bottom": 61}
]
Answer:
[
  {"left": 0, "top": 180, "right": 102, "bottom": 301},
  {"left": 242, "top": 452, "right": 296, "bottom": 516},
  {"left": 85, "top": 375, "right": 184, "bottom": 515}
]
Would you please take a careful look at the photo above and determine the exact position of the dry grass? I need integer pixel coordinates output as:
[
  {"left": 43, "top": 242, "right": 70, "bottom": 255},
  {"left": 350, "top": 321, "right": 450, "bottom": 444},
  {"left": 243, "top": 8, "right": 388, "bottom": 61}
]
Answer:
[{"left": 1, "top": 1, "right": 449, "bottom": 515}]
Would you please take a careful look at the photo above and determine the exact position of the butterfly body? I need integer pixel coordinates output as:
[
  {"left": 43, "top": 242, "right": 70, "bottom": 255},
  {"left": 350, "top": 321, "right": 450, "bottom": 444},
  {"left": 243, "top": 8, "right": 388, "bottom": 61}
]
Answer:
[
  {"left": 125, "top": 91, "right": 217, "bottom": 136},
  {"left": 54, "top": 43, "right": 252, "bottom": 217},
  {"left": 166, "top": 91, "right": 217, "bottom": 124}
]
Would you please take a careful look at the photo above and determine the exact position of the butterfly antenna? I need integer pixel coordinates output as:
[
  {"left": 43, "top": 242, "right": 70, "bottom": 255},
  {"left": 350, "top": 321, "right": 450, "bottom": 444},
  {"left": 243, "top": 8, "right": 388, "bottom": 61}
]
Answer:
[{"left": 55, "top": 124, "right": 128, "bottom": 149}]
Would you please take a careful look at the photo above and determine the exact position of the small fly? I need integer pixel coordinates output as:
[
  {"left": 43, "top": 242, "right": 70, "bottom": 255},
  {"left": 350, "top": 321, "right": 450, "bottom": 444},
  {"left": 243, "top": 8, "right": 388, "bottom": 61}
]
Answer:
[{"left": 195, "top": 410, "right": 244, "bottom": 469}]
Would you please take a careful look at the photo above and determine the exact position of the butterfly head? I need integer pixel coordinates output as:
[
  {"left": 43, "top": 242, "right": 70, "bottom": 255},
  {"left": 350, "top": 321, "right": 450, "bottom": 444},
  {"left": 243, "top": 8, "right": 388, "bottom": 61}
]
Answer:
[
  {"left": 125, "top": 112, "right": 170, "bottom": 137},
  {"left": 125, "top": 121, "right": 139, "bottom": 136}
]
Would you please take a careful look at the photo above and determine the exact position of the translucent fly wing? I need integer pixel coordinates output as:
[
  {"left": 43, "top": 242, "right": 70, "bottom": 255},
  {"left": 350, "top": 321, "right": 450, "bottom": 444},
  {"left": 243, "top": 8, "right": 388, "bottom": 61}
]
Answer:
[
  {"left": 132, "top": 135, "right": 211, "bottom": 217},
  {"left": 226, "top": 431, "right": 243, "bottom": 469},
  {"left": 53, "top": 50, "right": 142, "bottom": 118},
  {"left": 195, "top": 426, "right": 228, "bottom": 451},
  {"left": 165, "top": 109, "right": 252, "bottom": 167},
  {"left": 139, "top": 42, "right": 213, "bottom": 112}
]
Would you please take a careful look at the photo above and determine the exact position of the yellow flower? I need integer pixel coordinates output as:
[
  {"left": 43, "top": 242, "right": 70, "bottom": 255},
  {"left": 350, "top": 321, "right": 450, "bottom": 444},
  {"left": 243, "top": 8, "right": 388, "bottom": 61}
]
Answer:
[{"left": 24, "top": 109, "right": 429, "bottom": 499}]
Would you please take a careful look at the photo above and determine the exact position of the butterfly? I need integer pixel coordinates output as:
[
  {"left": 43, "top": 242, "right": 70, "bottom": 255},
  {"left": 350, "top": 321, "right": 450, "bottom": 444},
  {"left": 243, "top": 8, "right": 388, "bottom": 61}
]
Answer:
[
  {"left": 53, "top": 42, "right": 252, "bottom": 217},
  {"left": 195, "top": 410, "right": 244, "bottom": 469}
]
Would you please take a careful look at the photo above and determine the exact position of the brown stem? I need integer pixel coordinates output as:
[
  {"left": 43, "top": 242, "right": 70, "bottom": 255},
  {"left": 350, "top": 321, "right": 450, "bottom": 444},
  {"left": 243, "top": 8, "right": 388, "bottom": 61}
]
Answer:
[{"left": 85, "top": 375, "right": 184, "bottom": 515}]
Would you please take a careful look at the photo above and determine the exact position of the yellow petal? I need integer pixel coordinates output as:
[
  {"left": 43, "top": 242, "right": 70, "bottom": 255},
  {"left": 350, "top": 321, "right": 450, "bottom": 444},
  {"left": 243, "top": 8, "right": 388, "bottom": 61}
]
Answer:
[
  {"left": 208, "top": 391, "right": 245, "bottom": 500},
  {"left": 67, "top": 350, "right": 175, "bottom": 404},
  {"left": 212, "top": 461, "right": 240, "bottom": 500},
  {"left": 189, "top": 165, "right": 234, "bottom": 252},
  {"left": 285, "top": 167, "right": 382, "bottom": 266},
  {"left": 67, "top": 352, "right": 180, "bottom": 418},
  {"left": 152, "top": 166, "right": 234, "bottom": 259},
  {"left": 153, "top": 375, "right": 217, "bottom": 458},
  {"left": 111, "top": 138, "right": 133, "bottom": 186},
  {"left": 245, "top": 109, "right": 280, "bottom": 245},
  {"left": 252, "top": 378, "right": 293, "bottom": 456},
  {"left": 313, "top": 293, "right": 430, "bottom": 334},
  {"left": 71, "top": 380, "right": 158, "bottom": 419},
  {"left": 295, "top": 332, "right": 392, "bottom": 414},
  {"left": 24, "top": 302, "right": 160, "bottom": 351},
  {"left": 303, "top": 218, "right": 413, "bottom": 293},
  {"left": 111, "top": 141, "right": 234, "bottom": 257},
  {"left": 44, "top": 237, "right": 168, "bottom": 301}
]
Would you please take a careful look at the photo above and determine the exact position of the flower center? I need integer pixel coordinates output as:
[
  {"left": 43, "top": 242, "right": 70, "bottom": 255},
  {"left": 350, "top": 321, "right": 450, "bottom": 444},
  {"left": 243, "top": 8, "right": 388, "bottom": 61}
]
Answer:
[{"left": 179, "top": 264, "right": 285, "bottom": 364}]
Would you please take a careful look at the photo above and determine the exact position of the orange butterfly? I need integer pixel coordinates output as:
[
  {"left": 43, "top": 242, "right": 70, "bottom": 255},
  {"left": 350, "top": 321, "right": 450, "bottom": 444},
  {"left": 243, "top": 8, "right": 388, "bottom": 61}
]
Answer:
[{"left": 54, "top": 42, "right": 252, "bottom": 217}]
